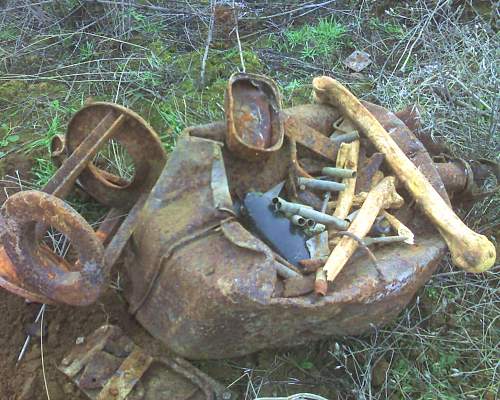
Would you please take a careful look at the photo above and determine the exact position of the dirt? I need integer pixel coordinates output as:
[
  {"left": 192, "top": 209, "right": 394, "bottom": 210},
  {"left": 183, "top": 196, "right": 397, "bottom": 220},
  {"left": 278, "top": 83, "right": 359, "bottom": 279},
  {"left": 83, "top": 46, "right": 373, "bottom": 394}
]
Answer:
[
  {"left": 0, "top": 153, "right": 33, "bottom": 204},
  {"left": 0, "top": 283, "right": 149, "bottom": 399}
]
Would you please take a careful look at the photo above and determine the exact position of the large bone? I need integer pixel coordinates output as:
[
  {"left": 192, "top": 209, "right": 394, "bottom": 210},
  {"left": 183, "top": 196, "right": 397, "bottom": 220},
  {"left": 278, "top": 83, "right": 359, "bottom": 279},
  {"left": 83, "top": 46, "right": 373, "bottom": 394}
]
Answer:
[
  {"left": 313, "top": 76, "right": 496, "bottom": 273},
  {"left": 323, "top": 176, "right": 403, "bottom": 281}
]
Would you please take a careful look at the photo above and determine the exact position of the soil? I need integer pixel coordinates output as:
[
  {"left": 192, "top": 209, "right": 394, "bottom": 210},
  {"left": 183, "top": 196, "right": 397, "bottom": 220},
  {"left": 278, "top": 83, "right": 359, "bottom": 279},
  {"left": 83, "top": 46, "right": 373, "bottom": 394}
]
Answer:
[
  {"left": 0, "top": 287, "right": 146, "bottom": 400},
  {"left": 0, "top": 153, "right": 33, "bottom": 204}
]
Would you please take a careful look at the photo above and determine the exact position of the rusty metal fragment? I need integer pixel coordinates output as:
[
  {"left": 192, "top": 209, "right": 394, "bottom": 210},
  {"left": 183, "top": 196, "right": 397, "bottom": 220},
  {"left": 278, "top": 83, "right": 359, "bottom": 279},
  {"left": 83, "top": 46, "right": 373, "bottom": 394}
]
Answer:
[
  {"left": 355, "top": 152, "right": 384, "bottom": 194},
  {"left": 435, "top": 160, "right": 470, "bottom": 195},
  {"left": 66, "top": 102, "right": 166, "bottom": 209},
  {"left": 283, "top": 114, "right": 342, "bottom": 162},
  {"left": 225, "top": 72, "right": 284, "bottom": 159},
  {"left": 45, "top": 112, "right": 125, "bottom": 199},
  {"left": 0, "top": 102, "right": 167, "bottom": 306},
  {"left": 1, "top": 191, "right": 105, "bottom": 306},
  {"left": 59, "top": 325, "right": 232, "bottom": 400},
  {"left": 50, "top": 134, "right": 66, "bottom": 167},
  {"left": 96, "top": 349, "right": 153, "bottom": 400}
]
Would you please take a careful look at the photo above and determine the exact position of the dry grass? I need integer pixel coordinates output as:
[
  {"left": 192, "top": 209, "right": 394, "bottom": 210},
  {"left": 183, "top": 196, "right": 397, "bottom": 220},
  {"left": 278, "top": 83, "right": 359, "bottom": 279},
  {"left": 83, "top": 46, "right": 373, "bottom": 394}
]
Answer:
[{"left": 0, "top": 1, "right": 498, "bottom": 399}]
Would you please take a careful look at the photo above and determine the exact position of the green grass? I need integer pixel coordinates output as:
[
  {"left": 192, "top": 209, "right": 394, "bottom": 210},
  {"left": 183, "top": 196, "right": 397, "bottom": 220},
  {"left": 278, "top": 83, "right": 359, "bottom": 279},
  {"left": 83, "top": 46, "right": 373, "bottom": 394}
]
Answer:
[
  {"left": 79, "top": 41, "right": 95, "bottom": 62},
  {"left": 368, "top": 17, "right": 406, "bottom": 39},
  {"left": 31, "top": 157, "right": 57, "bottom": 188},
  {"left": 0, "top": 24, "right": 17, "bottom": 41},
  {"left": 156, "top": 103, "right": 185, "bottom": 151},
  {"left": 280, "top": 17, "right": 348, "bottom": 61},
  {"left": 23, "top": 100, "right": 67, "bottom": 153}
]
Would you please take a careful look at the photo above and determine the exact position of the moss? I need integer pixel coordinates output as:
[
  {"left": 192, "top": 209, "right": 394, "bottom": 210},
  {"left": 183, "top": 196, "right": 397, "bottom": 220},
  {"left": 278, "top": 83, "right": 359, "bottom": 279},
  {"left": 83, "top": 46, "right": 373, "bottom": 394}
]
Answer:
[
  {"left": 0, "top": 81, "right": 30, "bottom": 103},
  {"left": 172, "top": 48, "right": 262, "bottom": 87},
  {"left": 149, "top": 40, "right": 174, "bottom": 65},
  {"left": 0, "top": 81, "right": 67, "bottom": 104},
  {"left": 0, "top": 81, "right": 75, "bottom": 161}
]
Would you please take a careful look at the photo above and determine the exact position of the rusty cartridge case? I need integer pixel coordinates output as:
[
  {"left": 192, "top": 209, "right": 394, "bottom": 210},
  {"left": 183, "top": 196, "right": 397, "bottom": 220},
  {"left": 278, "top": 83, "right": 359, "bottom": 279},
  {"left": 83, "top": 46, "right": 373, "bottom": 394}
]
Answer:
[
  {"left": 291, "top": 215, "right": 307, "bottom": 227},
  {"left": 297, "top": 177, "right": 346, "bottom": 192},
  {"left": 273, "top": 197, "right": 349, "bottom": 230},
  {"left": 322, "top": 167, "right": 356, "bottom": 179}
]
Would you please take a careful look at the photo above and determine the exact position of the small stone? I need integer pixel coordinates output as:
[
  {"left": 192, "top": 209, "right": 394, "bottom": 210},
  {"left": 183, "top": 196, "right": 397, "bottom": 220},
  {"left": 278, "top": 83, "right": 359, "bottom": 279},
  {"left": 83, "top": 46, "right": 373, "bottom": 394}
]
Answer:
[
  {"left": 344, "top": 50, "right": 372, "bottom": 72},
  {"left": 76, "top": 336, "right": 85, "bottom": 345}
]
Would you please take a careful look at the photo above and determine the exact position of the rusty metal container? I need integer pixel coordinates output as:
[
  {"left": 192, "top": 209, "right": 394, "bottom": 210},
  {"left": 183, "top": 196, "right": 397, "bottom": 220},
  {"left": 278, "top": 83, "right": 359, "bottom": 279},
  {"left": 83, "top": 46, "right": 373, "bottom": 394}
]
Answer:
[
  {"left": 123, "top": 102, "right": 448, "bottom": 360},
  {"left": 224, "top": 72, "right": 284, "bottom": 159}
]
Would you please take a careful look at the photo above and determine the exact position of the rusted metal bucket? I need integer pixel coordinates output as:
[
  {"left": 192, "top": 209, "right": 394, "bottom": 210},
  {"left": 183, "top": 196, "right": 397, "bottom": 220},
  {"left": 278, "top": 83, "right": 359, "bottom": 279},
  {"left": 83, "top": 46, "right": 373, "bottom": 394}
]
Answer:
[{"left": 123, "top": 101, "right": 451, "bottom": 360}]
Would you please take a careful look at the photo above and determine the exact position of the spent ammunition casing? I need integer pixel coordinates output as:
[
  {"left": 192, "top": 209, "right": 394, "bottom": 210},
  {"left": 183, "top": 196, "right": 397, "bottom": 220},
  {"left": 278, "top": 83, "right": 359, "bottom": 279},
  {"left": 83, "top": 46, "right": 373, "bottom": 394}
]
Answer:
[
  {"left": 305, "top": 219, "right": 316, "bottom": 228},
  {"left": 322, "top": 167, "right": 356, "bottom": 179},
  {"left": 273, "top": 197, "right": 349, "bottom": 230},
  {"left": 297, "top": 177, "right": 346, "bottom": 192},
  {"left": 346, "top": 209, "right": 360, "bottom": 223},
  {"left": 291, "top": 215, "right": 307, "bottom": 226}
]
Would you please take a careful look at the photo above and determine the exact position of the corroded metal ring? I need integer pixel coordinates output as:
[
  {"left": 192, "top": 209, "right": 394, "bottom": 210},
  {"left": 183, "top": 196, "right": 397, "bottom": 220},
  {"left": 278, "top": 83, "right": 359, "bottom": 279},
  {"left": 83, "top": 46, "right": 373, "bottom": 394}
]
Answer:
[
  {"left": 66, "top": 102, "right": 167, "bottom": 209},
  {"left": 1, "top": 190, "right": 105, "bottom": 306}
]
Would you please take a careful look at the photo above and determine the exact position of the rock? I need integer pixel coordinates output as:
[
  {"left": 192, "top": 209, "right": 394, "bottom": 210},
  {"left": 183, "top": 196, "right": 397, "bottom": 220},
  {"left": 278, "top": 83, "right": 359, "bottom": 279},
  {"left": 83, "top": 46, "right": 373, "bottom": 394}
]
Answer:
[{"left": 344, "top": 50, "right": 372, "bottom": 72}]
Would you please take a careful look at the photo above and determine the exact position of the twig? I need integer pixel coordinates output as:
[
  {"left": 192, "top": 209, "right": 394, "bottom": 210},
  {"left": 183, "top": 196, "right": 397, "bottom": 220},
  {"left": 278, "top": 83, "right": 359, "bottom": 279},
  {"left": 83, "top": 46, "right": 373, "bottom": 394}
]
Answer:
[
  {"left": 40, "top": 306, "right": 51, "bottom": 400},
  {"left": 232, "top": 1, "right": 245, "bottom": 72},
  {"left": 200, "top": 1, "right": 216, "bottom": 89},
  {"left": 16, "top": 304, "right": 46, "bottom": 365}
]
